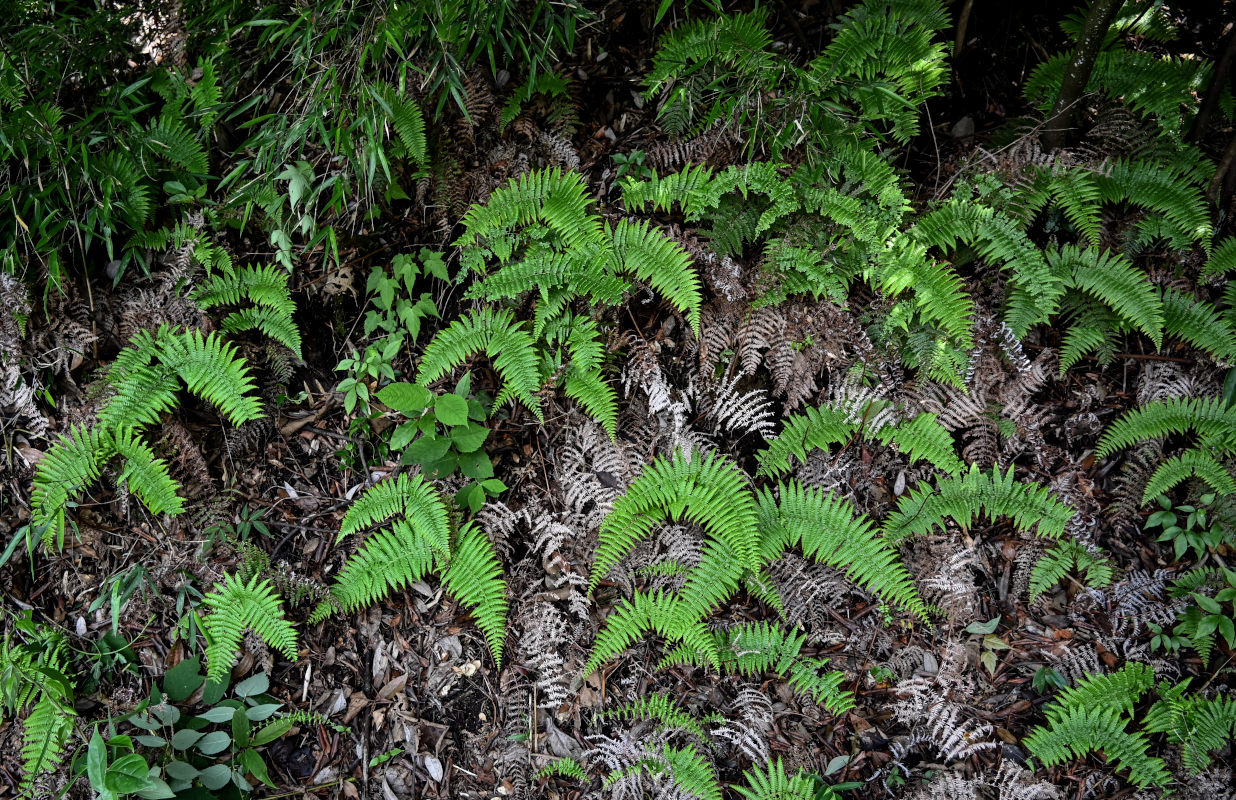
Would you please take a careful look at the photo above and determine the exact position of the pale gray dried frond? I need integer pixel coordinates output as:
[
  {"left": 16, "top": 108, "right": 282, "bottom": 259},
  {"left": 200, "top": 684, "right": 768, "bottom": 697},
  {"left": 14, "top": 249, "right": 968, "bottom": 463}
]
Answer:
[
  {"left": 693, "top": 374, "right": 775, "bottom": 438},
  {"left": 919, "top": 540, "right": 982, "bottom": 621},
  {"left": 765, "top": 341, "right": 818, "bottom": 409},
  {"left": 712, "top": 687, "right": 772, "bottom": 762},
  {"left": 1045, "top": 644, "right": 1104, "bottom": 687},
  {"left": 1137, "top": 362, "right": 1196, "bottom": 406},
  {"left": 0, "top": 273, "right": 46, "bottom": 437},
  {"left": 585, "top": 728, "right": 667, "bottom": 800},
  {"left": 1073, "top": 569, "right": 1182, "bottom": 639},
  {"left": 768, "top": 553, "right": 863, "bottom": 636},
  {"left": 907, "top": 761, "right": 1061, "bottom": 800},
  {"left": 827, "top": 372, "right": 898, "bottom": 430},
  {"left": 623, "top": 341, "right": 678, "bottom": 417},
  {"left": 515, "top": 603, "right": 573, "bottom": 711},
  {"left": 1178, "top": 767, "right": 1236, "bottom": 800},
  {"left": 794, "top": 449, "right": 857, "bottom": 501},
  {"left": 535, "top": 129, "right": 580, "bottom": 169}
]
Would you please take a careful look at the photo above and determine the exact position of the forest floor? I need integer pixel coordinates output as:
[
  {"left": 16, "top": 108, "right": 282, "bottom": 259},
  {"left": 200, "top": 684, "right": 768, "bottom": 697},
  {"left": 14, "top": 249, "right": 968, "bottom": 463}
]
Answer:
[{"left": 3, "top": 2, "right": 1235, "bottom": 800}]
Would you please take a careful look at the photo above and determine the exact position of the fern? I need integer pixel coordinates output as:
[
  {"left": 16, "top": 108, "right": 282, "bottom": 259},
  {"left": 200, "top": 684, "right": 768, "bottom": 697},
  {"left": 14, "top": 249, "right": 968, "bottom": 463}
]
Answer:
[
  {"left": 2, "top": 632, "right": 75, "bottom": 794},
  {"left": 589, "top": 449, "right": 761, "bottom": 595},
  {"left": 1139, "top": 448, "right": 1236, "bottom": 504},
  {"left": 874, "top": 413, "right": 965, "bottom": 476},
  {"left": 758, "top": 481, "right": 927, "bottom": 620},
  {"left": 442, "top": 523, "right": 510, "bottom": 666},
  {"left": 1162, "top": 288, "right": 1236, "bottom": 362},
  {"left": 1024, "top": 664, "right": 1169, "bottom": 789},
  {"left": 30, "top": 425, "right": 106, "bottom": 548},
  {"left": 734, "top": 758, "right": 818, "bottom": 800},
  {"left": 193, "top": 263, "right": 301, "bottom": 357},
  {"left": 598, "top": 693, "right": 722, "bottom": 744},
  {"left": 417, "top": 307, "right": 544, "bottom": 420},
  {"left": 754, "top": 405, "right": 856, "bottom": 478},
  {"left": 202, "top": 573, "right": 299, "bottom": 683},
  {"left": 535, "top": 757, "right": 589, "bottom": 783},
  {"left": 1051, "top": 245, "right": 1164, "bottom": 348},
  {"left": 1029, "top": 540, "right": 1113, "bottom": 601},
  {"left": 1142, "top": 681, "right": 1236, "bottom": 773},
  {"left": 158, "top": 327, "right": 265, "bottom": 424},
  {"left": 1096, "top": 396, "right": 1236, "bottom": 461},
  {"left": 314, "top": 475, "right": 508, "bottom": 665},
  {"left": 882, "top": 465, "right": 1074, "bottom": 543},
  {"left": 109, "top": 428, "right": 185, "bottom": 518}
]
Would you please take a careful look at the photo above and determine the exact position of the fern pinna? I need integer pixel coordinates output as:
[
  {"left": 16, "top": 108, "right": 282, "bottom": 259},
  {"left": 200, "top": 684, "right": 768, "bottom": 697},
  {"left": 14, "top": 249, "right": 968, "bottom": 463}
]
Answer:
[
  {"left": 192, "top": 263, "right": 302, "bottom": 357},
  {"left": 428, "top": 167, "right": 701, "bottom": 436},
  {"left": 30, "top": 325, "right": 263, "bottom": 549},
  {"left": 585, "top": 448, "right": 924, "bottom": 693},
  {"left": 312, "top": 474, "right": 508, "bottom": 665}
]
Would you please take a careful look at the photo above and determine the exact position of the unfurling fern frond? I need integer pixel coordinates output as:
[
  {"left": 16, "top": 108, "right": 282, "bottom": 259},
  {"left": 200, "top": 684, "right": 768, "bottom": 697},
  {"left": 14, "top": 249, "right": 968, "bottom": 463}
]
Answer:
[
  {"left": 1024, "top": 664, "right": 1169, "bottom": 789},
  {"left": 202, "top": 573, "right": 299, "bottom": 683},
  {"left": 882, "top": 465, "right": 1074, "bottom": 543},
  {"left": 316, "top": 476, "right": 507, "bottom": 665},
  {"left": 417, "top": 308, "right": 544, "bottom": 419},
  {"left": 1142, "top": 681, "right": 1236, "bottom": 773},
  {"left": 442, "top": 523, "right": 509, "bottom": 666},
  {"left": 758, "top": 482, "right": 927, "bottom": 620}
]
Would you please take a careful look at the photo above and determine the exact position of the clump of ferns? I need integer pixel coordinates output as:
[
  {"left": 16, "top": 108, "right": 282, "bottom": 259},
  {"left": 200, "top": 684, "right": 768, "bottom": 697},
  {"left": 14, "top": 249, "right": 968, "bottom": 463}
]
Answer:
[
  {"left": 420, "top": 167, "right": 702, "bottom": 439},
  {"left": 30, "top": 324, "right": 265, "bottom": 551}
]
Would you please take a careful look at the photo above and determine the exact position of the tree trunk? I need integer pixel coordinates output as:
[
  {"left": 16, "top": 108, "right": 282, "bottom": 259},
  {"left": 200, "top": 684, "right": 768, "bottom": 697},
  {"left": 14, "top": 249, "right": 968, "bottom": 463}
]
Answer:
[
  {"left": 1040, "top": 0, "right": 1122, "bottom": 151},
  {"left": 1189, "top": 21, "right": 1236, "bottom": 142}
]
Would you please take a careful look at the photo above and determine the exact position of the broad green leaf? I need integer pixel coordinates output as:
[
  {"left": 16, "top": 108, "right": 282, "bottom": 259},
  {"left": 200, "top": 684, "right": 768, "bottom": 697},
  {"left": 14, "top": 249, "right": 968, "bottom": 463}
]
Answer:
[{"left": 435, "top": 393, "right": 469, "bottom": 426}]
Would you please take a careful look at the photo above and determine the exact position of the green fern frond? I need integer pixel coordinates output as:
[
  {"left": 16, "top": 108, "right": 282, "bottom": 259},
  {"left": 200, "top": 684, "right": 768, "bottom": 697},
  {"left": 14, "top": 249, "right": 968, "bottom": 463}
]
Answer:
[
  {"left": 758, "top": 481, "right": 927, "bottom": 620},
  {"left": 1143, "top": 681, "right": 1236, "bottom": 773},
  {"left": 1025, "top": 664, "right": 1168, "bottom": 789},
  {"left": 1050, "top": 244, "right": 1164, "bottom": 347},
  {"left": 1096, "top": 395, "right": 1236, "bottom": 460},
  {"left": 586, "top": 589, "right": 721, "bottom": 674},
  {"left": 31, "top": 425, "right": 107, "bottom": 548},
  {"left": 1204, "top": 237, "right": 1236, "bottom": 276},
  {"left": 874, "top": 413, "right": 964, "bottom": 476},
  {"left": 457, "top": 167, "right": 601, "bottom": 255},
  {"left": 417, "top": 307, "right": 544, "bottom": 420},
  {"left": 19, "top": 692, "right": 75, "bottom": 795},
  {"left": 1049, "top": 169, "right": 1103, "bottom": 246},
  {"left": 98, "top": 328, "right": 181, "bottom": 431},
  {"left": 369, "top": 82, "right": 427, "bottom": 164},
  {"left": 158, "top": 327, "right": 264, "bottom": 425},
  {"left": 442, "top": 523, "right": 509, "bottom": 666},
  {"left": 535, "top": 757, "right": 588, "bottom": 783},
  {"left": 597, "top": 693, "right": 720, "bottom": 744},
  {"left": 222, "top": 307, "right": 303, "bottom": 358},
  {"left": 195, "top": 264, "right": 294, "bottom": 312},
  {"left": 109, "top": 428, "right": 185, "bottom": 518},
  {"left": 882, "top": 465, "right": 1074, "bottom": 543},
  {"left": 1141, "top": 448, "right": 1236, "bottom": 503},
  {"left": 874, "top": 235, "right": 974, "bottom": 349},
  {"left": 754, "top": 405, "right": 856, "bottom": 478},
  {"left": 1097, "top": 159, "right": 1212, "bottom": 246},
  {"left": 734, "top": 758, "right": 817, "bottom": 800},
  {"left": 1029, "top": 540, "right": 1114, "bottom": 601},
  {"left": 610, "top": 219, "right": 702, "bottom": 335},
  {"left": 588, "top": 449, "right": 760, "bottom": 594},
  {"left": 619, "top": 163, "right": 716, "bottom": 215},
  {"left": 1162, "top": 288, "right": 1236, "bottom": 362},
  {"left": 1024, "top": 705, "right": 1169, "bottom": 788},
  {"left": 1059, "top": 314, "right": 1121, "bottom": 374},
  {"left": 142, "top": 117, "right": 208, "bottom": 175},
  {"left": 202, "top": 573, "right": 299, "bottom": 683}
]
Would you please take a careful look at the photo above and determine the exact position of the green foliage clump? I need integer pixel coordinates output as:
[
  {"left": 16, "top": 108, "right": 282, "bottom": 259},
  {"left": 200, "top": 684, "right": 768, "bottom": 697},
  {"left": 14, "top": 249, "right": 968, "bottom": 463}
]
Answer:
[
  {"left": 311, "top": 474, "right": 508, "bottom": 665},
  {"left": 31, "top": 326, "right": 263, "bottom": 550}
]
